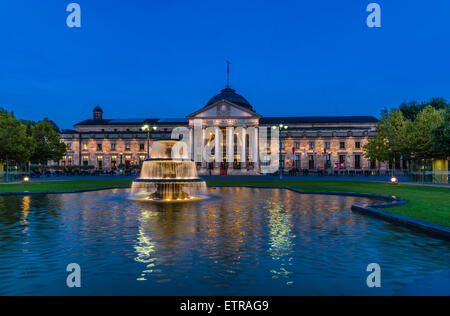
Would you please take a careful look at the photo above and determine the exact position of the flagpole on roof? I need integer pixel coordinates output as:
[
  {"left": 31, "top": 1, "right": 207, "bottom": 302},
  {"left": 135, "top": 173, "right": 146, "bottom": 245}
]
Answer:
[{"left": 226, "top": 60, "right": 231, "bottom": 88}]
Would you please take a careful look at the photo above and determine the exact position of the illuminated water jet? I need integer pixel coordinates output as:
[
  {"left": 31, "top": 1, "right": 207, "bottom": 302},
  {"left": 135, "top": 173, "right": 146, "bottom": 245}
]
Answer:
[{"left": 130, "top": 139, "right": 207, "bottom": 202}]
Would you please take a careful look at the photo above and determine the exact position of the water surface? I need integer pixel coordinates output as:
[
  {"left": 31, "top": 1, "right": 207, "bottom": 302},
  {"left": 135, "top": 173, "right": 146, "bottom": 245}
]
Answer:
[{"left": 0, "top": 187, "right": 448, "bottom": 295}]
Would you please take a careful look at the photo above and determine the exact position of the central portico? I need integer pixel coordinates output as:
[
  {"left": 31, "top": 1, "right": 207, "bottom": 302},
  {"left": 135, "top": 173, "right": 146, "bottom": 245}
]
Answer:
[{"left": 187, "top": 87, "right": 262, "bottom": 175}]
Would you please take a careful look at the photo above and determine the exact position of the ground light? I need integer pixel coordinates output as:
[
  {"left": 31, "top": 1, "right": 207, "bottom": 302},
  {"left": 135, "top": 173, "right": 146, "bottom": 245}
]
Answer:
[
  {"left": 390, "top": 177, "right": 399, "bottom": 184},
  {"left": 22, "top": 176, "right": 30, "bottom": 183}
]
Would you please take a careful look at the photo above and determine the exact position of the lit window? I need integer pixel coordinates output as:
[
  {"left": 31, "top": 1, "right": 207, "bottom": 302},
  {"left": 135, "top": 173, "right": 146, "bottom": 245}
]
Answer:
[
  {"left": 83, "top": 144, "right": 88, "bottom": 151},
  {"left": 82, "top": 155, "right": 89, "bottom": 166}
]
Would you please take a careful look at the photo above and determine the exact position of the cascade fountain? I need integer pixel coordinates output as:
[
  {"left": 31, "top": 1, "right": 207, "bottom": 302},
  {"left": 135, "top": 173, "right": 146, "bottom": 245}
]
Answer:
[{"left": 130, "top": 139, "right": 207, "bottom": 201}]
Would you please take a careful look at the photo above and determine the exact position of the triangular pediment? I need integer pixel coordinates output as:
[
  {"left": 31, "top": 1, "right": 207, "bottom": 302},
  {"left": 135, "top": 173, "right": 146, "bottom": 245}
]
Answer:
[{"left": 187, "top": 100, "right": 261, "bottom": 119}]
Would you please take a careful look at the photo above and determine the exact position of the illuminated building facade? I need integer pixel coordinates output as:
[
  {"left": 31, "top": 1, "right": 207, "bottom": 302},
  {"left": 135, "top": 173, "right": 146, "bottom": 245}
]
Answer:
[{"left": 60, "top": 86, "right": 389, "bottom": 175}]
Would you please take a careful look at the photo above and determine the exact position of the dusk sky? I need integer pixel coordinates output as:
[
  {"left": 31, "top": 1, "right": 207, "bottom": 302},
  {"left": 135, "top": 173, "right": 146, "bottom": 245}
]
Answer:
[{"left": 0, "top": 1, "right": 449, "bottom": 129}]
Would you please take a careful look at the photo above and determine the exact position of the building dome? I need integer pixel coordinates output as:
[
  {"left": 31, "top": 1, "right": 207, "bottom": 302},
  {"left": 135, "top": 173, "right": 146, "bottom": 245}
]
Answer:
[
  {"left": 93, "top": 105, "right": 103, "bottom": 112},
  {"left": 93, "top": 105, "right": 103, "bottom": 120},
  {"left": 206, "top": 87, "right": 253, "bottom": 110}
]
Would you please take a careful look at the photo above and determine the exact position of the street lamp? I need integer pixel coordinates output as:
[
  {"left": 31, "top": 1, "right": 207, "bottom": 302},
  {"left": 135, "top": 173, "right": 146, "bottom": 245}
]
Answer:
[
  {"left": 142, "top": 124, "right": 151, "bottom": 159},
  {"left": 272, "top": 123, "right": 288, "bottom": 180}
]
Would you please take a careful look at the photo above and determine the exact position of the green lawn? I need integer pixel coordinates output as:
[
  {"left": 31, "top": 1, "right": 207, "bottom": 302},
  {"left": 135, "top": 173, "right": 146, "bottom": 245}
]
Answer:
[
  {"left": 0, "top": 179, "right": 448, "bottom": 227},
  {"left": 0, "top": 180, "right": 132, "bottom": 193}
]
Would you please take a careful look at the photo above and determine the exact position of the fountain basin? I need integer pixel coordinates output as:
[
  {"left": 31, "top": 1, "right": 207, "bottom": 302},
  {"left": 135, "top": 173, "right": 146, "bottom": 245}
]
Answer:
[{"left": 131, "top": 140, "right": 207, "bottom": 201}]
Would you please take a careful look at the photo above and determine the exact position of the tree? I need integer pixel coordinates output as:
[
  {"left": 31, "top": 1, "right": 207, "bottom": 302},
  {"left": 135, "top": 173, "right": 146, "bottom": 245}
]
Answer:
[
  {"left": 363, "top": 108, "right": 409, "bottom": 169},
  {"left": 30, "top": 118, "right": 66, "bottom": 166},
  {"left": 405, "top": 105, "right": 445, "bottom": 159},
  {"left": 431, "top": 109, "right": 450, "bottom": 158},
  {"left": 0, "top": 110, "right": 35, "bottom": 180},
  {"left": 399, "top": 97, "right": 449, "bottom": 121}
]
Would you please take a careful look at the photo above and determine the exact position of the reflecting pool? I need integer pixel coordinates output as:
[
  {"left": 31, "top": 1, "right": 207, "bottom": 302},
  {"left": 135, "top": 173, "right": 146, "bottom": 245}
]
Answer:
[{"left": 0, "top": 187, "right": 448, "bottom": 295}]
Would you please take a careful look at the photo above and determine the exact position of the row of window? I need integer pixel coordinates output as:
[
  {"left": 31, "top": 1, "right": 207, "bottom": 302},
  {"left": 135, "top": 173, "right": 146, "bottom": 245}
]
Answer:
[
  {"left": 77, "top": 143, "right": 147, "bottom": 152},
  {"left": 286, "top": 141, "right": 361, "bottom": 150},
  {"left": 94, "top": 128, "right": 169, "bottom": 132},
  {"left": 70, "top": 140, "right": 362, "bottom": 152},
  {"left": 62, "top": 154, "right": 147, "bottom": 168},
  {"left": 279, "top": 153, "right": 371, "bottom": 169},
  {"left": 73, "top": 141, "right": 362, "bottom": 152}
]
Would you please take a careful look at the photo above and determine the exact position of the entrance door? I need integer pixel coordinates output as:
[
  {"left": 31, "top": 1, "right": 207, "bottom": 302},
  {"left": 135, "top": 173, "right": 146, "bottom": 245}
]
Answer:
[{"left": 308, "top": 155, "right": 315, "bottom": 169}]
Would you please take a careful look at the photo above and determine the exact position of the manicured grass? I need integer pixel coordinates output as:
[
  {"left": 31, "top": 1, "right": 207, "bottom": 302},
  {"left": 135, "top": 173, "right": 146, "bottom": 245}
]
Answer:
[
  {"left": 0, "top": 180, "right": 133, "bottom": 193},
  {"left": 207, "top": 180, "right": 450, "bottom": 227},
  {"left": 0, "top": 179, "right": 448, "bottom": 227}
]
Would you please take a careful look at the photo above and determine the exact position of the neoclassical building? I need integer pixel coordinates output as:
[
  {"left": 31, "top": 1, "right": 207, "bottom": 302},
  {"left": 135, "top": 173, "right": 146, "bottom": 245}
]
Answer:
[{"left": 60, "top": 86, "right": 384, "bottom": 175}]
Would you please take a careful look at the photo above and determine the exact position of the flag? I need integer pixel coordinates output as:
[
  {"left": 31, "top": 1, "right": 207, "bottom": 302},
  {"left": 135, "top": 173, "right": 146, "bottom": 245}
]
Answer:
[
  {"left": 324, "top": 148, "right": 327, "bottom": 169},
  {"left": 292, "top": 147, "right": 295, "bottom": 168}
]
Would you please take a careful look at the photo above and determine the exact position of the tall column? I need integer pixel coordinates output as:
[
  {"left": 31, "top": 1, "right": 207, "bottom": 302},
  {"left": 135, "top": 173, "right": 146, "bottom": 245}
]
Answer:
[
  {"left": 226, "top": 127, "right": 234, "bottom": 170},
  {"left": 241, "top": 127, "right": 247, "bottom": 168},
  {"left": 254, "top": 127, "right": 259, "bottom": 171},
  {"left": 189, "top": 127, "right": 194, "bottom": 160},
  {"left": 201, "top": 127, "right": 206, "bottom": 169},
  {"left": 214, "top": 126, "right": 221, "bottom": 169}
]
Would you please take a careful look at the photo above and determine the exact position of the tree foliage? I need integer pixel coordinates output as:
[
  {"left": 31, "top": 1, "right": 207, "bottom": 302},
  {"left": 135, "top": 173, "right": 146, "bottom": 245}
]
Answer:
[
  {"left": 404, "top": 106, "right": 445, "bottom": 159},
  {"left": 431, "top": 109, "right": 450, "bottom": 158},
  {"left": 30, "top": 118, "right": 66, "bottom": 165},
  {"left": 365, "top": 102, "right": 448, "bottom": 164},
  {"left": 363, "top": 108, "right": 408, "bottom": 163},
  {"left": 399, "top": 97, "right": 449, "bottom": 121},
  {"left": 0, "top": 110, "right": 35, "bottom": 163}
]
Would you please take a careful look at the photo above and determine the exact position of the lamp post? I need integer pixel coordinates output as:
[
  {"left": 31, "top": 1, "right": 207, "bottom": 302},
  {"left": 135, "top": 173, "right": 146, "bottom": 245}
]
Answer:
[
  {"left": 119, "top": 153, "right": 123, "bottom": 173},
  {"left": 142, "top": 124, "right": 150, "bottom": 159},
  {"left": 272, "top": 123, "right": 288, "bottom": 180},
  {"left": 142, "top": 124, "right": 158, "bottom": 159}
]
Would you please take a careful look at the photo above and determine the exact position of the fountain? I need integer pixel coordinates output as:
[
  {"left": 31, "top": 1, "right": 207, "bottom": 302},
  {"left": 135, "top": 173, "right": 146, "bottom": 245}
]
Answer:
[{"left": 130, "top": 139, "right": 207, "bottom": 201}]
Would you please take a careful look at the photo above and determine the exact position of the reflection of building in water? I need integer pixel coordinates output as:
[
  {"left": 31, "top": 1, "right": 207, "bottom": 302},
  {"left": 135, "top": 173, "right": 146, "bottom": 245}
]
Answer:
[
  {"left": 266, "top": 199, "right": 295, "bottom": 281},
  {"left": 132, "top": 188, "right": 267, "bottom": 284},
  {"left": 134, "top": 211, "right": 159, "bottom": 281},
  {"left": 21, "top": 196, "right": 31, "bottom": 226},
  {"left": 267, "top": 201, "right": 294, "bottom": 259}
]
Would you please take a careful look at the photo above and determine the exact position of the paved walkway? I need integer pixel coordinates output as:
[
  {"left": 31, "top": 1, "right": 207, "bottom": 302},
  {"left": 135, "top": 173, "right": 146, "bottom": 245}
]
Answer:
[
  {"left": 3, "top": 174, "right": 447, "bottom": 188},
  {"left": 202, "top": 175, "right": 449, "bottom": 188}
]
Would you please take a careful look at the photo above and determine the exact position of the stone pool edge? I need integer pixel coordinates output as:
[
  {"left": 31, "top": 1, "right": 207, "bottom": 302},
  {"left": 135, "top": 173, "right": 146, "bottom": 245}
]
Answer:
[
  {"left": 1, "top": 185, "right": 449, "bottom": 241},
  {"left": 214, "top": 185, "right": 450, "bottom": 241}
]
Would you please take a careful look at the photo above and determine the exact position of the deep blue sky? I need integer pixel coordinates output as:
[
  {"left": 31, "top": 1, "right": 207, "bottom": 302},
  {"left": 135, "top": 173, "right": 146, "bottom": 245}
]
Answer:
[{"left": 1, "top": 1, "right": 449, "bottom": 129}]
